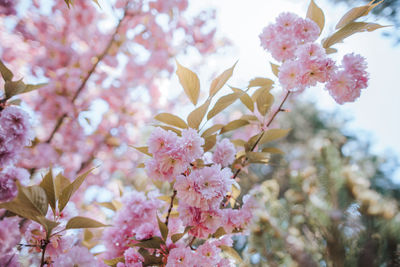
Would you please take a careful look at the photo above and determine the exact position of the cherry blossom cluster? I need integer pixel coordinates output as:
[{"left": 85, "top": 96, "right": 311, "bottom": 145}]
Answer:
[
  {"left": 259, "top": 12, "right": 369, "bottom": 104},
  {"left": 100, "top": 127, "right": 256, "bottom": 265},
  {"left": 0, "top": 106, "right": 32, "bottom": 202}
]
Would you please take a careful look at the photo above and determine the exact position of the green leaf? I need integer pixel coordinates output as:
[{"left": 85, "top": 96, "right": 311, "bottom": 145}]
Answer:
[
  {"left": 270, "top": 63, "right": 280, "bottom": 77},
  {"left": 97, "top": 202, "right": 117, "bottom": 211},
  {"left": 157, "top": 215, "right": 168, "bottom": 241},
  {"left": 209, "top": 61, "right": 237, "bottom": 97},
  {"left": 155, "top": 125, "right": 182, "bottom": 136},
  {"left": 322, "top": 22, "right": 388, "bottom": 48},
  {"left": 176, "top": 61, "right": 200, "bottom": 105},
  {"left": 212, "top": 227, "right": 227, "bottom": 238},
  {"left": 54, "top": 173, "right": 70, "bottom": 201},
  {"left": 201, "top": 124, "right": 224, "bottom": 138},
  {"left": 0, "top": 59, "right": 13, "bottom": 82},
  {"left": 58, "top": 168, "right": 95, "bottom": 212},
  {"left": 307, "top": 0, "right": 325, "bottom": 33},
  {"left": 207, "top": 92, "right": 243, "bottom": 120},
  {"left": 154, "top": 113, "right": 188, "bottom": 129},
  {"left": 258, "top": 129, "right": 291, "bottom": 145},
  {"left": 230, "top": 87, "right": 254, "bottom": 112},
  {"left": 23, "top": 83, "right": 47, "bottom": 94},
  {"left": 262, "top": 147, "right": 285, "bottom": 154},
  {"left": 0, "top": 182, "right": 48, "bottom": 222},
  {"left": 256, "top": 89, "right": 274, "bottom": 116},
  {"left": 220, "top": 119, "right": 249, "bottom": 134},
  {"left": 219, "top": 245, "right": 244, "bottom": 264},
  {"left": 104, "top": 257, "right": 125, "bottom": 266},
  {"left": 5, "top": 79, "right": 26, "bottom": 99},
  {"left": 171, "top": 226, "right": 192, "bottom": 243},
  {"left": 203, "top": 134, "right": 217, "bottom": 152},
  {"left": 187, "top": 99, "right": 211, "bottom": 129},
  {"left": 21, "top": 185, "right": 48, "bottom": 216},
  {"left": 246, "top": 152, "right": 270, "bottom": 164},
  {"left": 131, "top": 146, "right": 152, "bottom": 157},
  {"left": 66, "top": 216, "right": 107, "bottom": 229},
  {"left": 248, "top": 77, "right": 274, "bottom": 89},
  {"left": 36, "top": 216, "right": 59, "bottom": 236},
  {"left": 133, "top": 236, "right": 164, "bottom": 249},
  {"left": 335, "top": 0, "right": 383, "bottom": 29},
  {"left": 39, "top": 170, "right": 56, "bottom": 213}
]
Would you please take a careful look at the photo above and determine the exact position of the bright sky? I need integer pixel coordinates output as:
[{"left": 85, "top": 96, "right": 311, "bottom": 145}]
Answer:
[{"left": 188, "top": 0, "right": 400, "bottom": 181}]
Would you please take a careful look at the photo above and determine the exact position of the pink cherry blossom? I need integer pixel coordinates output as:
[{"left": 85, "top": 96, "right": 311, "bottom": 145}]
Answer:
[{"left": 212, "top": 138, "right": 236, "bottom": 167}]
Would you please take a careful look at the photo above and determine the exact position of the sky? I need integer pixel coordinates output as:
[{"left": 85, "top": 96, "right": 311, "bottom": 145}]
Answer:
[{"left": 187, "top": 0, "right": 400, "bottom": 181}]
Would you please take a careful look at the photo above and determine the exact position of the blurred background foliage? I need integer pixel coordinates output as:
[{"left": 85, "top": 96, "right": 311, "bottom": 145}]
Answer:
[{"left": 235, "top": 100, "right": 400, "bottom": 266}]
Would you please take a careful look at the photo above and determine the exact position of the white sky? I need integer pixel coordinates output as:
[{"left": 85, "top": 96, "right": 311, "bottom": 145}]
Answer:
[{"left": 187, "top": 0, "right": 400, "bottom": 180}]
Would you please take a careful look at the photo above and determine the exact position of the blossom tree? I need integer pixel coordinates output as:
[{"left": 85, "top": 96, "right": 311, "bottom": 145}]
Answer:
[{"left": 0, "top": 0, "right": 393, "bottom": 266}]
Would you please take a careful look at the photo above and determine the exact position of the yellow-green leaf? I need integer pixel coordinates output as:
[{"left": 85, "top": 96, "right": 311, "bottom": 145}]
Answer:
[
  {"left": 259, "top": 129, "right": 291, "bottom": 145},
  {"left": 59, "top": 168, "right": 95, "bottom": 212},
  {"left": 155, "top": 125, "right": 182, "bottom": 136},
  {"left": 209, "top": 62, "right": 237, "bottom": 97},
  {"left": 203, "top": 134, "right": 217, "bottom": 152},
  {"left": 248, "top": 77, "right": 274, "bottom": 89},
  {"left": 39, "top": 170, "right": 56, "bottom": 212},
  {"left": 0, "top": 59, "right": 13, "bottom": 82},
  {"left": 207, "top": 92, "right": 243, "bottom": 120},
  {"left": 219, "top": 245, "right": 243, "bottom": 264},
  {"left": 133, "top": 236, "right": 164, "bottom": 249},
  {"left": 157, "top": 215, "right": 168, "bottom": 241},
  {"left": 54, "top": 173, "right": 70, "bottom": 201},
  {"left": 322, "top": 22, "right": 388, "bottom": 48},
  {"left": 246, "top": 152, "right": 270, "bottom": 164},
  {"left": 231, "top": 139, "right": 246, "bottom": 147},
  {"left": 5, "top": 79, "right": 26, "bottom": 99},
  {"left": 307, "top": 0, "right": 325, "bottom": 33},
  {"left": 36, "top": 216, "right": 59, "bottom": 236},
  {"left": 230, "top": 87, "right": 254, "bottom": 112},
  {"left": 23, "top": 83, "right": 47, "bottom": 94},
  {"left": 187, "top": 99, "right": 211, "bottom": 129},
  {"left": 212, "top": 227, "right": 227, "bottom": 238},
  {"left": 104, "top": 257, "right": 124, "bottom": 266},
  {"left": 201, "top": 124, "right": 223, "bottom": 138},
  {"left": 97, "top": 202, "right": 117, "bottom": 211},
  {"left": 171, "top": 226, "right": 192, "bottom": 243},
  {"left": 155, "top": 113, "right": 188, "bottom": 129},
  {"left": 220, "top": 119, "right": 249, "bottom": 134},
  {"left": 131, "top": 146, "right": 152, "bottom": 157},
  {"left": 256, "top": 89, "right": 274, "bottom": 116},
  {"left": 176, "top": 61, "right": 200, "bottom": 105},
  {"left": 270, "top": 63, "right": 280, "bottom": 77},
  {"left": 262, "top": 147, "right": 285, "bottom": 154},
  {"left": 21, "top": 186, "right": 48, "bottom": 216},
  {"left": 66, "top": 216, "right": 107, "bottom": 229},
  {"left": 335, "top": 0, "right": 383, "bottom": 29}
]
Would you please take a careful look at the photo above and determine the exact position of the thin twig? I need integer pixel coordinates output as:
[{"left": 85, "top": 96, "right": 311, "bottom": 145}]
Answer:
[
  {"left": 232, "top": 91, "right": 291, "bottom": 179},
  {"left": 165, "top": 190, "right": 177, "bottom": 227}
]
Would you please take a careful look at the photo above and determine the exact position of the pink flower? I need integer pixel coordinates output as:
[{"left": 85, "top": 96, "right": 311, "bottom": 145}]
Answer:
[
  {"left": 0, "top": 216, "right": 20, "bottom": 265},
  {"left": 278, "top": 60, "right": 303, "bottom": 92},
  {"left": 342, "top": 53, "right": 368, "bottom": 89},
  {"left": 0, "top": 106, "right": 33, "bottom": 146},
  {"left": 166, "top": 247, "right": 194, "bottom": 267},
  {"left": 124, "top": 247, "right": 144, "bottom": 267},
  {"left": 326, "top": 70, "right": 358, "bottom": 104},
  {"left": 180, "top": 128, "right": 204, "bottom": 163},
  {"left": 52, "top": 246, "right": 97, "bottom": 267},
  {"left": 175, "top": 165, "right": 232, "bottom": 210},
  {"left": 148, "top": 127, "right": 179, "bottom": 155},
  {"left": 294, "top": 18, "right": 320, "bottom": 43},
  {"left": 0, "top": 167, "right": 29, "bottom": 202},
  {"left": 212, "top": 139, "right": 236, "bottom": 167}
]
